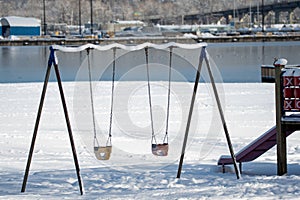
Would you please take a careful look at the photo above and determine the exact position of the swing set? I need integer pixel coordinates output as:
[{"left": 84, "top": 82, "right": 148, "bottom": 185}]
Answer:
[
  {"left": 21, "top": 42, "right": 239, "bottom": 195},
  {"left": 88, "top": 45, "right": 173, "bottom": 159}
]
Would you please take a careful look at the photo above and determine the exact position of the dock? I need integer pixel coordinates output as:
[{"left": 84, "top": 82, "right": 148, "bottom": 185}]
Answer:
[{"left": 1, "top": 34, "right": 300, "bottom": 46}]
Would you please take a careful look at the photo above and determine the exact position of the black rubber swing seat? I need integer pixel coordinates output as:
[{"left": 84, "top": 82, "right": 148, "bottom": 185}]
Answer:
[
  {"left": 94, "top": 146, "right": 112, "bottom": 160},
  {"left": 152, "top": 143, "right": 169, "bottom": 156}
]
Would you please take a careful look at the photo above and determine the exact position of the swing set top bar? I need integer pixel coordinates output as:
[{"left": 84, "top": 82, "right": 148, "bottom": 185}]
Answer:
[{"left": 51, "top": 42, "right": 207, "bottom": 52}]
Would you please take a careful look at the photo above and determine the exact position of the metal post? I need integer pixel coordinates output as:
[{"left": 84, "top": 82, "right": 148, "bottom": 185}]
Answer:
[
  {"left": 233, "top": 0, "right": 236, "bottom": 25},
  {"left": 90, "top": 0, "right": 93, "bottom": 34},
  {"left": 43, "top": 0, "right": 47, "bottom": 35},
  {"left": 79, "top": 0, "right": 82, "bottom": 35},
  {"left": 53, "top": 61, "right": 83, "bottom": 195},
  {"left": 249, "top": 1, "right": 252, "bottom": 28},
  {"left": 177, "top": 48, "right": 205, "bottom": 178},
  {"left": 21, "top": 47, "right": 83, "bottom": 195},
  {"left": 21, "top": 49, "right": 53, "bottom": 193},
  {"left": 204, "top": 49, "right": 240, "bottom": 179},
  {"left": 262, "top": 0, "right": 265, "bottom": 32},
  {"left": 274, "top": 60, "right": 287, "bottom": 176}
]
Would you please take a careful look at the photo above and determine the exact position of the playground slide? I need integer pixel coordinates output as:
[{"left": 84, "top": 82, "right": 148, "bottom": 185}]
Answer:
[{"left": 217, "top": 126, "right": 295, "bottom": 168}]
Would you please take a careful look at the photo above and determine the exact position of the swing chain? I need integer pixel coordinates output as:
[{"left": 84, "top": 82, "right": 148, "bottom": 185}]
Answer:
[
  {"left": 164, "top": 47, "right": 173, "bottom": 144},
  {"left": 106, "top": 135, "right": 112, "bottom": 147},
  {"left": 87, "top": 48, "right": 100, "bottom": 148},
  {"left": 146, "top": 47, "right": 172, "bottom": 145},
  {"left": 107, "top": 47, "right": 116, "bottom": 146},
  {"left": 88, "top": 47, "right": 116, "bottom": 148},
  {"left": 145, "top": 47, "right": 157, "bottom": 145}
]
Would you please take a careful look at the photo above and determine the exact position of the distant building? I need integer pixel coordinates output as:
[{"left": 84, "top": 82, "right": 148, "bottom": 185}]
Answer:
[{"left": 1, "top": 16, "right": 41, "bottom": 38}]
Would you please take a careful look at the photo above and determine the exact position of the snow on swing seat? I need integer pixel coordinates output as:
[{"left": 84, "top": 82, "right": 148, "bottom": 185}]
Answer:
[
  {"left": 94, "top": 146, "right": 112, "bottom": 160},
  {"left": 152, "top": 143, "right": 168, "bottom": 156}
]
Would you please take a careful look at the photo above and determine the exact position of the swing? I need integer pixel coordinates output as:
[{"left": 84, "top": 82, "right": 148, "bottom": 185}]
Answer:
[
  {"left": 145, "top": 47, "right": 173, "bottom": 156},
  {"left": 87, "top": 48, "right": 116, "bottom": 160},
  {"left": 94, "top": 146, "right": 112, "bottom": 160}
]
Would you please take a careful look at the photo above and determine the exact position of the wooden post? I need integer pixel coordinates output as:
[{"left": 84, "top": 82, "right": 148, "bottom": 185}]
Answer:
[{"left": 274, "top": 59, "right": 287, "bottom": 176}]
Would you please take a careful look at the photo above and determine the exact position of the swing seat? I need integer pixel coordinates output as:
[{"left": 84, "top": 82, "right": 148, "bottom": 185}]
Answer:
[
  {"left": 94, "top": 146, "right": 112, "bottom": 160},
  {"left": 152, "top": 143, "right": 168, "bottom": 156}
]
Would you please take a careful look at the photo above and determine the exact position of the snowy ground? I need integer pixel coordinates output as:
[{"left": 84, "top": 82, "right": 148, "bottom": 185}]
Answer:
[{"left": 0, "top": 82, "right": 300, "bottom": 199}]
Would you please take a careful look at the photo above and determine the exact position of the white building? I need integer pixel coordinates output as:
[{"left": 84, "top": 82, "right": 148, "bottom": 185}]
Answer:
[{"left": 1, "top": 16, "right": 41, "bottom": 37}]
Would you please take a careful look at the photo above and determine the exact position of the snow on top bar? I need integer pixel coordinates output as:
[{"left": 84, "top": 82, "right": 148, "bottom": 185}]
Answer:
[{"left": 51, "top": 42, "right": 207, "bottom": 53}]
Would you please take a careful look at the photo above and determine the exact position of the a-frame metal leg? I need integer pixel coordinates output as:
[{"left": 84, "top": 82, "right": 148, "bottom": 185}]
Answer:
[
  {"left": 177, "top": 48, "right": 205, "bottom": 178},
  {"left": 21, "top": 56, "right": 52, "bottom": 193},
  {"left": 21, "top": 47, "right": 83, "bottom": 195},
  {"left": 203, "top": 49, "right": 240, "bottom": 179},
  {"left": 176, "top": 47, "right": 240, "bottom": 179},
  {"left": 53, "top": 62, "right": 83, "bottom": 195}
]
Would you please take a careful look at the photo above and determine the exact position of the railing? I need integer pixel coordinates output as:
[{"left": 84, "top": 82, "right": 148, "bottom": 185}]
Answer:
[
  {"left": 261, "top": 65, "right": 275, "bottom": 82},
  {"left": 261, "top": 64, "right": 300, "bottom": 82}
]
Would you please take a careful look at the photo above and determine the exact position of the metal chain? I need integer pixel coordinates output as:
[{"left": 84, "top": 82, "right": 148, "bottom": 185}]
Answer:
[
  {"left": 164, "top": 47, "right": 173, "bottom": 144},
  {"left": 107, "top": 48, "right": 116, "bottom": 146},
  {"left": 145, "top": 47, "right": 157, "bottom": 145},
  {"left": 87, "top": 49, "right": 99, "bottom": 148}
]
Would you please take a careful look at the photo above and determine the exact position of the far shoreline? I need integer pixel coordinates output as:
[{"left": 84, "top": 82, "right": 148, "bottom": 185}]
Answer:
[{"left": 1, "top": 34, "right": 300, "bottom": 46}]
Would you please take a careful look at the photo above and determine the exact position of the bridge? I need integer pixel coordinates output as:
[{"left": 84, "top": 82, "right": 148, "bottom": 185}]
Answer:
[{"left": 147, "top": 1, "right": 300, "bottom": 25}]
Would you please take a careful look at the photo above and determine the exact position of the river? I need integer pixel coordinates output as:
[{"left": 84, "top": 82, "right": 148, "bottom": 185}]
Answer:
[{"left": 0, "top": 41, "right": 299, "bottom": 83}]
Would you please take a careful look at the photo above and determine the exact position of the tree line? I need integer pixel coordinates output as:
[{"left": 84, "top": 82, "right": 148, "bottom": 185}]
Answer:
[{"left": 0, "top": 0, "right": 297, "bottom": 26}]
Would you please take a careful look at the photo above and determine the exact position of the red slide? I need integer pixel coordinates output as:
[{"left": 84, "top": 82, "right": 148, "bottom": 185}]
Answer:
[{"left": 218, "top": 126, "right": 295, "bottom": 171}]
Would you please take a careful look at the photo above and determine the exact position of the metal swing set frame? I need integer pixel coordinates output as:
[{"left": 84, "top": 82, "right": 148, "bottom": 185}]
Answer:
[
  {"left": 21, "top": 46, "right": 84, "bottom": 195},
  {"left": 21, "top": 42, "right": 240, "bottom": 196}
]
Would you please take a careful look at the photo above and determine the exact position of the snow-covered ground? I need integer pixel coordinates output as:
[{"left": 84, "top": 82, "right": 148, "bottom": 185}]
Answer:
[{"left": 0, "top": 82, "right": 300, "bottom": 199}]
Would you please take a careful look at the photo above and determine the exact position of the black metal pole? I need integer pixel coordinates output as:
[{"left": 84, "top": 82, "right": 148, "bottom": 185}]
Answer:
[
  {"left": 21, "top": 48, "right": 83, "bottom": 195},
  {"left": 53, "top": 62, "right": 83, "bottom": 195},
  {"left": 90, "top": 0, "right": 93, "bottom": 34},
  {"left": 79, "top": 0, "right": 82, "bottom": 35},
  {"left": 204, "top": 49, "right": 240, "bottom": 179},
  {"left": 262, "top": 0, "right": 265, "bottom": 32},
  {"left": 177, "top": 48, "right": 205, "bottom": 178},
  {"left": 21, "top": 52, "right": 52, "bottom": 193},
  {"left": 43, "top": 0, "right": 47, "bottom": 35}
]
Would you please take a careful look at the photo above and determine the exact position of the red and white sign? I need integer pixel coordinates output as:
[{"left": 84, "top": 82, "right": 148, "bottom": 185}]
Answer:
[
  {"left": 295, "top": 99, "right": 300, "bottom": 110},
  {"left": 283, "top": 69, "right": 294, "bottom": 87},
  {"left": 284, "top": 99, "right": 294, "bottom": 110}
]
